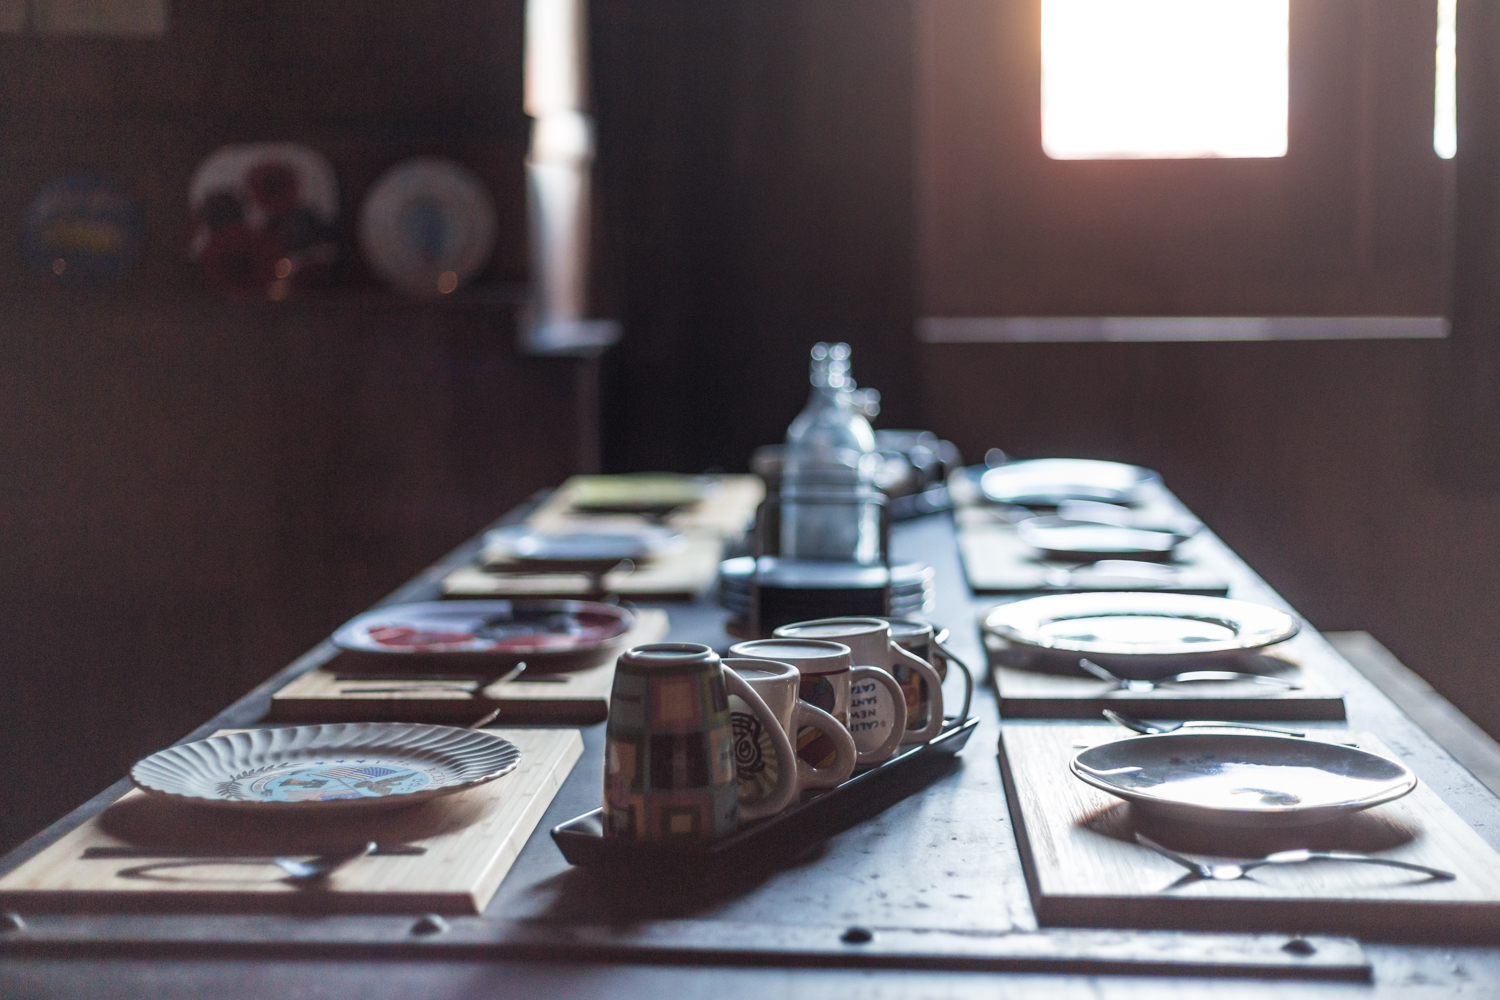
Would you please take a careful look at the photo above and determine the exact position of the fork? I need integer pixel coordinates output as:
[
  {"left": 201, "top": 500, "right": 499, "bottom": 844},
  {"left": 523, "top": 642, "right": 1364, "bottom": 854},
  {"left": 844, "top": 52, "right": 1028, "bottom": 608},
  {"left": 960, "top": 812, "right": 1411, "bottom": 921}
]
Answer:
[
  {"left": 1079, "top": 658, "right": 1300, "bottom": 693},
  {"left": 1134, "top": 832, "right": 1455, "bottom": 882},
  {"left": 1103, "top": 710, "right": 1307, "bottom": 739}
]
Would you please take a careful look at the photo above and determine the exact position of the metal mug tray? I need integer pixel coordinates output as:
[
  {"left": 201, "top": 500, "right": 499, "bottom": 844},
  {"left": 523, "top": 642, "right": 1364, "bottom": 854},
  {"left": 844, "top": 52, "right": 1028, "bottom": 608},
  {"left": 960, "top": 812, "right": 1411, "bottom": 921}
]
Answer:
[{"left": 551, "top": 716, "right": 979, "bottom": 868}]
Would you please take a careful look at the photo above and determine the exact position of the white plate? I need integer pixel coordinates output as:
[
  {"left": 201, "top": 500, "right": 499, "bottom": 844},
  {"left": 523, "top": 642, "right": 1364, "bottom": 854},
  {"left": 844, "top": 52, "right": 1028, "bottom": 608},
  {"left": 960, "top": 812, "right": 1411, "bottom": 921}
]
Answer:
[
  {"left": 983, "top": 592, "right": 1300, "bottom": 677},
  {"left": 1071, "top": 733, "right": 1416, "bottom": 827},
  {"left": 981, "top": 459, "right": 1160, "bottom": 506},
  {"left": 1017, "top": 516, "right": 1182, "bottom": 560},
  {"left": 131, "top": 723, "right": 521, "bottom": 813},
  {"left": 358, "top": 157, "right": 496, "bottom": 297},
  {"left": 483, "top": 525, "right": 686, "bottom": 568}
]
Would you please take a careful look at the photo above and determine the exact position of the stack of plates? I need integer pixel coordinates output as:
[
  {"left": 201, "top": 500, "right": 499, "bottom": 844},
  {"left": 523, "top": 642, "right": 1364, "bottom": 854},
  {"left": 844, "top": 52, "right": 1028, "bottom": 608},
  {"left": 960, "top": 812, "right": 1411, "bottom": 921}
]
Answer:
[{"left": 717, "top": 556, "right": 934, "bottom": 628}]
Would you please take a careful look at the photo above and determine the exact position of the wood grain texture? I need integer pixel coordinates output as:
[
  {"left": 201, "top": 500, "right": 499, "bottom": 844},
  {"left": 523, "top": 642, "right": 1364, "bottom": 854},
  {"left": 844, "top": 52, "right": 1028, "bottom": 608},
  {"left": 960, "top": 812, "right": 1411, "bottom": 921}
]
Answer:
[
  {"left": 988, "top": 631, "right": 1347, "bottom": 721},
  {"left": 999, "top": 723, "right": 1500, "bottom": 941},
  {"left": 0, "top": 728, "right": 582, "bottom": 915},
  {"left": 1329, "top": 631, "right": 1500, "bottom": 798},
  {"left": 266, "top": 610, "right": 669, "bottom": 724},
  {"left": 958, "top": 524, "right": 1231, "bottom": 595}
]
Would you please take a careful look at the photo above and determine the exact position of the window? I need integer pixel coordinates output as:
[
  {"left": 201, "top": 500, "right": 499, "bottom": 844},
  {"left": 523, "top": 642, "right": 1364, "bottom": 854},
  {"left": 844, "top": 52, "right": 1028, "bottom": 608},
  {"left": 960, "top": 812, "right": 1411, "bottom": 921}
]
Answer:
[
  {"left": 1040, "top": 0, "right": 1288, "bottom": 160},
  {"left": 917, "top": 0, "right": 1451, "bottom": 336},
  {"left": 1435, "top": 0, "right": 1457, "bottom": 159}
]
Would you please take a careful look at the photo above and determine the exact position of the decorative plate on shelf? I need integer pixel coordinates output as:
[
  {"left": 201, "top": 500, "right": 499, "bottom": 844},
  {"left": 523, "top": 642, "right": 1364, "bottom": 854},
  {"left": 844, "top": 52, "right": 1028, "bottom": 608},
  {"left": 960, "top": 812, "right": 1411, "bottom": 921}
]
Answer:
[
  {"left": 983, "top": 592, "right": 1300, "bottom": 677},
  {"left": 130, "top": 723, "right": 521, "bottom": 814},
  {"left": 332, "top": 599, "right": 634, "bottom": 672},
  {"left": 188, "top": 142, "right": 339, "bottom": 297},
  {"left": 1070, "top": 733, "right": 1416, "bottom": 827},
  {"left": 980, "top": 459, "right": 1161, "bottom": 506},
  {"left": 358, "top": 157, "right": 496, "bottom": 297},
  {"left": 24, "top": 173, "right": 142, "bottom": 284}
]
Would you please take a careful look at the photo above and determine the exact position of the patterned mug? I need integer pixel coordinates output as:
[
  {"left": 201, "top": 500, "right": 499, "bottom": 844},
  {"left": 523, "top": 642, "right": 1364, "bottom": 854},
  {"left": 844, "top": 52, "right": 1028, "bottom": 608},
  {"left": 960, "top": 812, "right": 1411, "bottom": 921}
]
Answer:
[
  {"left": 773, "top": 617, "right": 945, "bottom": 745},
  {"left": 724, "top": 657, "right": 857, "bottom": 817},
  {"left": 728, "top": 637, "right": 907, "bottom": 765},
  {"left": 603, "top": 643, "right": 794, "bottom": 841}
]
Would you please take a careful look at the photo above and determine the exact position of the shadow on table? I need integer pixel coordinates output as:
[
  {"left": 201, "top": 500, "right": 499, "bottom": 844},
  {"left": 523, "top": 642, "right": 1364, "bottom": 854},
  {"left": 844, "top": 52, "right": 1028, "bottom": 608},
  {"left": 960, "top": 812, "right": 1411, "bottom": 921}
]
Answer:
[{"left": 520, "top": 752, "right": 964, "bottom": 923}]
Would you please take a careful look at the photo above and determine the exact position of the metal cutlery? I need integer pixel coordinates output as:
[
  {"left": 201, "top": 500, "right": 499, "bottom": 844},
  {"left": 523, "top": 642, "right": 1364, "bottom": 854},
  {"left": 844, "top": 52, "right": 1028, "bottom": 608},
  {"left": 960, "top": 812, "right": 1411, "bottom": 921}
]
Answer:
[
  {"left": 88, "top": 841, "right": 424, "bottom": 886},
  {"left": 83, "top": 843, "right": 427, "bottom": 861},
  {"left": 1134, "top": 832, "right": 1455, "bottom": 883},
  {"left": 1079, "top": 657, "right": 1300, "bottom": 693},
  {"left": 1103, "top": 710, "right": 1307, "bottom": 739},
  {"left": 272, "top": 842, "right": 376, "bottom": 883}
]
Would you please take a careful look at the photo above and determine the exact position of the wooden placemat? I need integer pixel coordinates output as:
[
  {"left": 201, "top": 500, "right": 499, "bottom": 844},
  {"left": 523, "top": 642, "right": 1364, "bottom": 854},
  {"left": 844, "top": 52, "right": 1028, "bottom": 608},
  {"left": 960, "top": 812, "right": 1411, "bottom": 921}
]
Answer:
[
  {"left": 998, "top": 722, "right": 1500, "bottom": 941},
  {"left": 268, "top": 609, "right": 669, "bottom": 725},
  {"left": 986, "top": 631, "right": 1347, "bottom": 720},
  {"left": 528, "top": 473, "right": 763, "bottom": 538},
  {"left": 451, "top": 534, "right": 724, "bottom": 601},
  {"left": 957, "top": 518, "right": 1231, "bottom": 595},
  {"left": 0, "top": 727, "right": 583, "bottom": 915}
]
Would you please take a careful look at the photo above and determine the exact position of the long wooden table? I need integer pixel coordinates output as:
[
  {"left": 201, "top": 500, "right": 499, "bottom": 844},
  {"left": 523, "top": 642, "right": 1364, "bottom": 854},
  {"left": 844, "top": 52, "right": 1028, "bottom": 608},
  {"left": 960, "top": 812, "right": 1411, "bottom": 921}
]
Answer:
[{"left": 5, "top": 485, "right": 1500, "bottom": 997}]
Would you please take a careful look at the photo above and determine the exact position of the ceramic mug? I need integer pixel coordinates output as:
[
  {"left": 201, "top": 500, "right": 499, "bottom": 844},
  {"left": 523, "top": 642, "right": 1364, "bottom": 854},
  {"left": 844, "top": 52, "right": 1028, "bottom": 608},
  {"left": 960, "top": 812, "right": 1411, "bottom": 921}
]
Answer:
[
  {"left": 723, "top": 657, "right": 857, "bottom": 817},
  {"left": 728, "top": 637, "right": 907, "bottom": 765},
  {"left": 880, "top": 617, "right": 948, "bottom": 733},
  {"left": 603, "top": 643, "right": 795, "bottom": 842},
  {"left": 773, "top": 617, "right": 944, "bottom": 745}
]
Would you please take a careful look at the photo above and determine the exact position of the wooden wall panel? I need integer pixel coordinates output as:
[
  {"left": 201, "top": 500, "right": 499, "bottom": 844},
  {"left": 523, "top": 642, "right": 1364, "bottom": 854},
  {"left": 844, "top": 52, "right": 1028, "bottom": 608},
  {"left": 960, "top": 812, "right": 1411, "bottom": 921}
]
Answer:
[{"left": 0, "top": 3, "right": 579, "bottom": 852}]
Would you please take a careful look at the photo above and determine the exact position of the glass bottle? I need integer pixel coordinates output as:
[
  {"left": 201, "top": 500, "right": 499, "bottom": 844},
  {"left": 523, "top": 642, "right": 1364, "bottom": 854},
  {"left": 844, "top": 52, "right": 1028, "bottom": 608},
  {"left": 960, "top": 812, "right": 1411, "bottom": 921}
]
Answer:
[{"left": 779, "top": 343, "right": 881, "bottom": 563}]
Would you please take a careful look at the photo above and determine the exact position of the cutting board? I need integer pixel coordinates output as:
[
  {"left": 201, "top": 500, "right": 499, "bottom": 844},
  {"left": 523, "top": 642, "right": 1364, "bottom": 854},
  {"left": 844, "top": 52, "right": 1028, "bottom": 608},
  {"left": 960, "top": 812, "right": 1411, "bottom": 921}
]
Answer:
[
  {"left": 450, "top": 534, "right": 724, "bottom": 601},
  {"left": 0, "top": 727, "right": 583, "bottom": 915},
  {"left": 986, "top": 630, "right": 1347, "bottom": 721},
  {"left": 998, "top": 722, "right": 1500, "bottom": 941},
  {"left": 268, "top": 609, "right": 669, "bottom": 725}
]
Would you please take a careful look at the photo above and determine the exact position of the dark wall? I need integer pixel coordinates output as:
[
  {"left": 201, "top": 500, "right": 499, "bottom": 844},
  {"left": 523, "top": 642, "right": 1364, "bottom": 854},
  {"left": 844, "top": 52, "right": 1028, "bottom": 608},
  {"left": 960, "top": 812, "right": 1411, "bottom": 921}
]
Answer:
[
  {"left": 593, "top": 0, "right": 920, "bottom": 473},
  {"left": 0, "top": 4, "right": 580, "bottom": 851}
]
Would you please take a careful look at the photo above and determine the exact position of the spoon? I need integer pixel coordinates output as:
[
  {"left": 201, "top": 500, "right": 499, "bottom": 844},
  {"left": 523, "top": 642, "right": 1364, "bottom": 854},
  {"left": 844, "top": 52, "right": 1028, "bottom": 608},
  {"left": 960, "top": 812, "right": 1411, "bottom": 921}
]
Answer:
[
  {"left": 1079, "top": 658, "right": 1300, "bottom": 693},
  {"left": 273, "top": 841, "right": 376, "bottom": 884},
  {"left": 1103, "top": 709, "right": 1306, "bottom": 739},
  {"left": 1134, "top": 833, "right": 1454, "bottom": 883}
]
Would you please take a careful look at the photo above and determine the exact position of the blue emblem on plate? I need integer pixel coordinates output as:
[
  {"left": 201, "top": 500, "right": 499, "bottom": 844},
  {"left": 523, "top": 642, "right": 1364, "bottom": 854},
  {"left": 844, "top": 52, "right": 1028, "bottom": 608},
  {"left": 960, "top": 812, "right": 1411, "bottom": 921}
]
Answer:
[
  {"left": 24, "top": 173, "right": 142, "bottom": 283},
  {"left": 245, "top": 759, "right": 434, "bottom": 802}
]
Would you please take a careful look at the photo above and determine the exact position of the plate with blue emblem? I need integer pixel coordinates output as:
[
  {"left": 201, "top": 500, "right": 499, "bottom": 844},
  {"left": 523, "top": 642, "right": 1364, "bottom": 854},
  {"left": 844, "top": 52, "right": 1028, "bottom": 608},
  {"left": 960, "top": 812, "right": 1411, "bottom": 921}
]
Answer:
[{"left": 130, "top": 723, "right": 521, "bottom": 814}]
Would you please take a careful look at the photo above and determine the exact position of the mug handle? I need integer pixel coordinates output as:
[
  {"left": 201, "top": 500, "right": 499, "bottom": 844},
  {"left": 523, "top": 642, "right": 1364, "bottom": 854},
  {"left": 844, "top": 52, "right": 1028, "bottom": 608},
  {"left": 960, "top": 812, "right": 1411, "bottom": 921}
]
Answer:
[
  {"left": 891, "top": 642, "right": 945, "bottom": 745},
  {"left": 848, "top": 665, "right": 908, "bottom": 765},
  {"left": 724, "top": 668, "right": 799, "bottom": 822},
  {"left": 792, "top": 701, "right": 857, "bottom": 790}
]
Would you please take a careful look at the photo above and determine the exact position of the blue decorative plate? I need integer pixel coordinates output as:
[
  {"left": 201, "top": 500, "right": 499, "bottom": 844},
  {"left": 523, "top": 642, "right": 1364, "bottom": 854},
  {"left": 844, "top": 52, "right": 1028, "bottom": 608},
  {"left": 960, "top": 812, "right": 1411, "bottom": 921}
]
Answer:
[
  {"left": 131, "top": 723, "right": 521, "bottom": 813},
  {"left": 24, "top": 173, "right": 142, "bottom": 283},
  {"left": 358, "top": 157, "right": 496, "bottom": 297}
]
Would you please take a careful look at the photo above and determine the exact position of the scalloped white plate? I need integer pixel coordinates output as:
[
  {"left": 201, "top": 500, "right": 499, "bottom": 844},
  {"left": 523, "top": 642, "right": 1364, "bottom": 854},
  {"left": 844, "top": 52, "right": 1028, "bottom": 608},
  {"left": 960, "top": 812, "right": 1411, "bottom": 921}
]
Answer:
[{"left": 131, "top": 723, "right": 521, "bottom": 813}]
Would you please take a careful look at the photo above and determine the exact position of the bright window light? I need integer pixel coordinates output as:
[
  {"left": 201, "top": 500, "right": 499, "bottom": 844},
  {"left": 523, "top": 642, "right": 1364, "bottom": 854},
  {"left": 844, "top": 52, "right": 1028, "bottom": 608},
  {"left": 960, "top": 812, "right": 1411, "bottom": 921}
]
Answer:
[
  {"left": 1435, "top": 0, "right": 1457, "bottom": 159},
  {"left": 1041, "top": 0, "right": 1289, "bottom": 160}
]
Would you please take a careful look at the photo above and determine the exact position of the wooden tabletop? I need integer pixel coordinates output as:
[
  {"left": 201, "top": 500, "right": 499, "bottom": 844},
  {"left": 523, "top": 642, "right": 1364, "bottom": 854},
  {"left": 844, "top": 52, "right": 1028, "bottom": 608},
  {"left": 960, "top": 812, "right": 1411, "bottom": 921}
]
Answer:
[{"left": 5, "top": 485, "right": 1500, "bottom": 997}]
